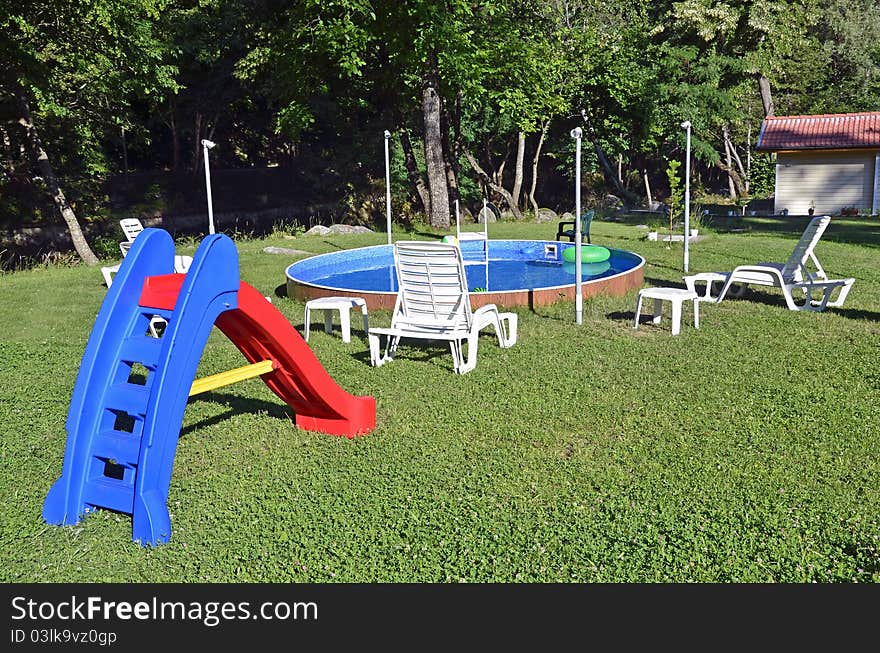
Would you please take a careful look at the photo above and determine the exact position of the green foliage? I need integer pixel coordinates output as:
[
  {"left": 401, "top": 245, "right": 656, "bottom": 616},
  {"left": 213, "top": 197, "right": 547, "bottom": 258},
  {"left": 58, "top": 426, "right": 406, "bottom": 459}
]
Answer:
[
  {"left": 4, "top": 0, "right": 880, "bottom": 259},
  {"left": 665, "top": 158, "right": 683, "bottom": 233}
]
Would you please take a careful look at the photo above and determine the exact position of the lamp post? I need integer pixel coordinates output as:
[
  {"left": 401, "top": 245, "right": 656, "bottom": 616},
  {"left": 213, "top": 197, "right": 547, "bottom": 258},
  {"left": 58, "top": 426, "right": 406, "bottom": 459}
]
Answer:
[
  {"left": 201, "top": 139, "right": 216, "bottom": 235},
  {"left": 384, "top": 130, "right": 392, "bottom": 245},
  {"left": 570, "top": 127, "right": 583, "bottom": 325},
  {"left": 680, "top": 121, "right": 692, "bottom": 273}
]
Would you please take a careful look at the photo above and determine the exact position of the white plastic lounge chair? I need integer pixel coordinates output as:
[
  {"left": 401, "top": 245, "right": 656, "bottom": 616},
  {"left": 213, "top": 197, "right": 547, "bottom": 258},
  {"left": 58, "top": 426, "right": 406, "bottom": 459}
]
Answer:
[
  {"left": 368, "top": 240, "right": 518, "bottom": 374},
  {"left": 101, "top": 254, "right": 193, "bottom": 288},
  {"left": 103, "top": 219, "right": 192, "bottom": 287},
  {"left": 684, "top": 215, "right": 854, "bottom": 312},
  {"left": 118, "top": 217, "right": 145, "bottom": 256}
]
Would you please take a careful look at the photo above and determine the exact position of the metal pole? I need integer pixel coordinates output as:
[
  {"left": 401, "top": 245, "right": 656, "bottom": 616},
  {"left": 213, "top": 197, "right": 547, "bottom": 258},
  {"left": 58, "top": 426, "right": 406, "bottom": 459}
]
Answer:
[
  {"left": 201, "top": 139, "right": 216, "bottom": 235},
  {"left": 384, "top": 130, "right": 392, "bottom": 245},
  {"left": 571, "top": 127, "right": 583, "bottom": 325},
  {"left": 681, "top": 121, "right": 691, "bottom": 273}
]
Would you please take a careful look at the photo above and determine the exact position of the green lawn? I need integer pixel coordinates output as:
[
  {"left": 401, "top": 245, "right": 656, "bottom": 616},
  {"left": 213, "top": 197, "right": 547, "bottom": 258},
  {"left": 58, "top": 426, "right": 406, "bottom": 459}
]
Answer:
[{"left": 1, "top": 215, "right": 878, "bottom": 582}]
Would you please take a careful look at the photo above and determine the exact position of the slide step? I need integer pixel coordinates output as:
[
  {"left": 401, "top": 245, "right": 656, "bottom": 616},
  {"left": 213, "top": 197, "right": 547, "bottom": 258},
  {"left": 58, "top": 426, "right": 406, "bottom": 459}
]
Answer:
[
  {"left": 104, "top": 384, "right": 151, "bottom": 416},
  {"left": 91, "top": 430, "right": 142, "bottom": 467},
  {"left": 118, "top": 336, "right": 163, "bottom": 368},
  {"left": 83, "top": 477, "right": 135, "bottom": 515}
]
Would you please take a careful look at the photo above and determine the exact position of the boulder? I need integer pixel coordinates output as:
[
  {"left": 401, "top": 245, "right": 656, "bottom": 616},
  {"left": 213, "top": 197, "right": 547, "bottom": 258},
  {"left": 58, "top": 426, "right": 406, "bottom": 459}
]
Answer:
[
  {"left": 535, "top": 208, "right": 558, "bottom": 224},
  {"left": 262, "top": 246, "right": 312, "bottom": 256},
  {"left": 305, "top": 225, "right": 331, "bottom": 236},
  {"left": 476, "top": 205, "right": 497, "bottom": 224},
  {"left": 327, "top": 224, "right": 373, "bottom": 234}
]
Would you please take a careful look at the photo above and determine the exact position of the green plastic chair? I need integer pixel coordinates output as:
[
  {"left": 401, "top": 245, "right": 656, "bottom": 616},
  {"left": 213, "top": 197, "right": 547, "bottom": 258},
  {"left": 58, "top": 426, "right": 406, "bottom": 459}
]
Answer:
[{"left": 555, "top": 209, "right": 595, "bottom": 243}]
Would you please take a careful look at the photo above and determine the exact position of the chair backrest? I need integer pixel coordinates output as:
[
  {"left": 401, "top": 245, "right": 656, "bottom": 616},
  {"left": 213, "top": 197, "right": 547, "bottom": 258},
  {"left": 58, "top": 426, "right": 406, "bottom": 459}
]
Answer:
[
  {"left": 780, "top": 215, "right": 830, "bottom": 279},
  {"left": 583, "top": 209, "right": 595, "bottom": 234},
  {"left": 120, "top": 218, "right": 145, "bottom": 242},
  {"left": 391, "top": 241, "right": 472, "bottom": 332}
]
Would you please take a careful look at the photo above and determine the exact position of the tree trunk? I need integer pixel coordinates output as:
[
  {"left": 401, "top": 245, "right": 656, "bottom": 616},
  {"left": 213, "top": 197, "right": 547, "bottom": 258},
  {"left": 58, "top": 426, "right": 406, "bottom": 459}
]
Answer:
[
  {"left": 121, "top": 126, "right": 129, "bottom": 179},
  {"left": 746, "top": 124, "right": 751, "bottom": 194},
  {"left": 643, "top": 170, "right": 653, "bottom": 208},
  {"left": 463, "top": 149, "right": 524, "bottom": 220},
  {"left": 580, "top": 109, "right": 638, "bottom": 203},
  {"left": 715, "top": 160, "right": 748, "bottom": 197},
  {"left": 512, "top": 131, "right": 525, "bottom": 211},
  {"left": 440, "top": 100, "right": 459, "bottom": 211},
  {"left": 421, "top": 56, "right": 450, "bottom": 228},
  {"left": 528, "top": 121, "right": 549, "bottom": 214},
  {"left": 723, "top": 124, "right": 749, "bottom": 196},
  {"left": 397, "top": 126, "right": 430, "bottom": 216},
  {"left": 723, "top": 124, "right": 737, "bottom": 199},
  {"left": 16, "top": 91, "right": 98, "bottom": 265},
  {"left": 169, "top": 104, "right": 180, "bottom": 171},
  {"left": 757, "top": 74, "right": 775, "bottom": 117},
  {"left": 192, "top": 111, "right": 202, "bottom": 175}
]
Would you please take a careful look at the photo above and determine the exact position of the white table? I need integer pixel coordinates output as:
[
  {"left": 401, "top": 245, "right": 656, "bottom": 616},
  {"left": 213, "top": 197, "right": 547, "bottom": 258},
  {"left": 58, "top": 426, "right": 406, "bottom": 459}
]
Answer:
[
  {"left": 633, "top": 287, "right": 699, "bottom": 336},
  {"left": 304, "top": 296, "right": 369, "bottom": 344}
]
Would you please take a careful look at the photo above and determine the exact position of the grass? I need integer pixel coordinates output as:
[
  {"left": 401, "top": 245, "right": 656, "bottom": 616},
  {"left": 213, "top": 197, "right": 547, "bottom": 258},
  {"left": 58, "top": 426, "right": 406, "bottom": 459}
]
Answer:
[{"left": 0, "top": 215, "right": 878, "bottom": 583}]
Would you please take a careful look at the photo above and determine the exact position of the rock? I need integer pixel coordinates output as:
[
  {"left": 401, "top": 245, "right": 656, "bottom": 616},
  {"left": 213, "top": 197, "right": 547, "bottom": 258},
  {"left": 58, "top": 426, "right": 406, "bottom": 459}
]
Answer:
[
  {"left": 535, "top": 208, "right": 558, "bottom": 224},
  {"left": 476, "top": 206, "right": 497, "bottom": 224},
  {"left": 559, "top": 211, "right": 575, "bottom": 223},
  {"left": 327, "top": 224, "right": 374, "bottom": 234},
  {"left": 262, "top": 247, "right": 312, "bottom": 256},
  {"left": 305, "top": 225, "right": 331, "bottom": 236},
  {"left": 602, "top": 194, "right": 624, "bottom": 210}
]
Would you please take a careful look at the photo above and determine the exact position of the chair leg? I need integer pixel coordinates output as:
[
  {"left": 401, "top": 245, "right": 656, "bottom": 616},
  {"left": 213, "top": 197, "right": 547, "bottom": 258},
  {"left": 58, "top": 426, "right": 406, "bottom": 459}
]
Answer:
[
  {"left": 670, "top": 300, "right": 683, "bottom": 335},
  {"left": 449, "top": 340, "right": 464, "bottom": 373},
  {"left": 500, "top": 314, "right": 517, "bottom": 347},
  {"left": 633, "top": 295, "right": 643, "bottom": 329},
  {"left": 303, "top": 306, "right": 312, "bottom": 341},
  {"left": 360, "top": 304, "right": 370, "bottom": 335},
  {"left": 652, "top": 298, "right": 663, "bottom": 325},
  {"left": 368, "top": 332, "right": 398, "bottom": 367},
  {"left": 823, "top": 278, "right": 855, "bottom": 308},
  {"left": 458, "top": 334, "right": 479, "bottom": 374},
  {"left": 339, "top": 308, "right": 351, "bottom": 343},
  {"left": 693, "top": 299, "right": 699, "bottom": 330},
  {"left": 148, "top": 316, "right": 167, "bottom": 339},
  {"left": 368, "top": 333, "right": 383, "bottom": 366}
]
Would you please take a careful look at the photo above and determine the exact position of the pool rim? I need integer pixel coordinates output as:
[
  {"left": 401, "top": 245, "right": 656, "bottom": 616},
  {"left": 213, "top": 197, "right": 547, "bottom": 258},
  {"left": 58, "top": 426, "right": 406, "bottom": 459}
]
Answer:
[{"left": 285, "top": 239, "right": 645, "bottom": 311}]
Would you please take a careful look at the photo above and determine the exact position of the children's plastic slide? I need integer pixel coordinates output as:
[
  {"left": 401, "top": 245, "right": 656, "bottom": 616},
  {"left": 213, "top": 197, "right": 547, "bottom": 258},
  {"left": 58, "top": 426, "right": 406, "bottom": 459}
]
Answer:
[{"left": 42, "top": 228, "right": 376, "bottom": 545}]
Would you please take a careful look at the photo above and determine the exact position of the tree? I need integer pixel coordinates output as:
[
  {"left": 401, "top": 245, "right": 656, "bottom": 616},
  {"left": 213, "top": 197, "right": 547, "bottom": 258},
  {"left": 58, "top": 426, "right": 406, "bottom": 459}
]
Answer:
[{"left": 0, "top": 0, "right": 178, "bottom": 264}]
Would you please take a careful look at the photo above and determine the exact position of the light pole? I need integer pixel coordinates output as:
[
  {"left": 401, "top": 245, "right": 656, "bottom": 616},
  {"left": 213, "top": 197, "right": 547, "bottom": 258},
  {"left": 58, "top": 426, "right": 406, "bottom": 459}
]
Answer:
[
  {"left": 201, "top": 139, "right": 216, "bottom": 235},
  {"left": 384, "top": 130, "right": 392, "bottom": 245},
  {"left": 680, "top": 121, "right": 692, "bottom": 272},
  {"left": 570, "top": 127, "right": 583, "bottom": 325}
]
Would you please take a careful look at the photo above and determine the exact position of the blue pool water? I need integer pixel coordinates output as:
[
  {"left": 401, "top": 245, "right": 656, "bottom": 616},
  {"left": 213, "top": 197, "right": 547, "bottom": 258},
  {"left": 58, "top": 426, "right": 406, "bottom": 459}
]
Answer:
[{"left": 286, "top": 240, "right": 644, "bottom": 294}]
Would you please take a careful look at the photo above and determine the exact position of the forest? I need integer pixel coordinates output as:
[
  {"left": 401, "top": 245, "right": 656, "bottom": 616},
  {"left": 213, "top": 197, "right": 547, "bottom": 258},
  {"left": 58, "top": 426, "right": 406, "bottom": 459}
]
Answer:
[{"left": 2, "top": 0, "right": 879, "bottom": 265}]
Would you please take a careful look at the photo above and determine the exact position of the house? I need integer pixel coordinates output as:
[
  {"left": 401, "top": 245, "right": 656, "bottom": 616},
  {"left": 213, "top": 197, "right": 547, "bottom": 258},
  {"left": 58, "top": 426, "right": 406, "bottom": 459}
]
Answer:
[{"left": 756, "top": 111, "right": 880, "bottom": 216}]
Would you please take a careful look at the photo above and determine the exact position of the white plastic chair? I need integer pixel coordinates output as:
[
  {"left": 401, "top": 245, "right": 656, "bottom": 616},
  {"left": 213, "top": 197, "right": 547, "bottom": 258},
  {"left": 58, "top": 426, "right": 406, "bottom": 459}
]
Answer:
[
  {"left": 685, "top": 215, "right": 854, "bottom": 312},
  {"left": 118, "top": 218, "right": 145, "bottom": 256},
  {"left": 368, "top": 241, "right": 517, "bottom": 374},
  {"left": 101, "top": 255, "right": 192, "bottom": 288}
]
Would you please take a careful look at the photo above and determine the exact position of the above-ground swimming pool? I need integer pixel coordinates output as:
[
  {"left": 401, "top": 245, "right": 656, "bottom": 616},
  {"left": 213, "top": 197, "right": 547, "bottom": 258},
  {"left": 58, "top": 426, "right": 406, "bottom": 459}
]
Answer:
[{"left": 286, "top": 239, "right": 645, "bottom": 310}]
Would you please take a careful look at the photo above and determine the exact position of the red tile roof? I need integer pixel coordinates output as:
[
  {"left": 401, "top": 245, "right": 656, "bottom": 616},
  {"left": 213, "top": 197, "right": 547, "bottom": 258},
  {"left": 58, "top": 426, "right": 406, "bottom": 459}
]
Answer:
[{"left": 756, "top": 111, "right": 880, "bottom": 151}]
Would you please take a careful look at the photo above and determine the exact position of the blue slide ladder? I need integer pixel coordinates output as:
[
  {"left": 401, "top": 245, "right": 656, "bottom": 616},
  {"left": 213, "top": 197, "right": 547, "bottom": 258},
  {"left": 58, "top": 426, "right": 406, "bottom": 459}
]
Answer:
[{"left": 42, "top": 229, "right": 241, "bottom": 545}]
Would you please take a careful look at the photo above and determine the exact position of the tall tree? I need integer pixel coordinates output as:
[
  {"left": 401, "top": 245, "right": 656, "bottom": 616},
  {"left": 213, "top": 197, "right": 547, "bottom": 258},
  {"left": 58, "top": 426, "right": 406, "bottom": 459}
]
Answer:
[{"left": 0, "top": 0, "right": 178, "bottom": 264}]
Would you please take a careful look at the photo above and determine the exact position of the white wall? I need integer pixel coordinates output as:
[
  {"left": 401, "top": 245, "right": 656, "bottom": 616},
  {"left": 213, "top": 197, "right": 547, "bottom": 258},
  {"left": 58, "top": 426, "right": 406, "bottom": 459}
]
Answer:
[{"left": 774, "top": 150, "right": 877, "bottom": 215}]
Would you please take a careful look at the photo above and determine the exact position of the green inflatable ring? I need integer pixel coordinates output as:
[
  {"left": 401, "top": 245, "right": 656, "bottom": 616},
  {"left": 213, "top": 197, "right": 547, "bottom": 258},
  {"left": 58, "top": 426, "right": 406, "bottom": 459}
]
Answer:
[
  {"left": 562, "top": 260, "right": 611, "bottom": 277},
  {"left": 562, "top": 244, "right": 611, "bottom": 264}
]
